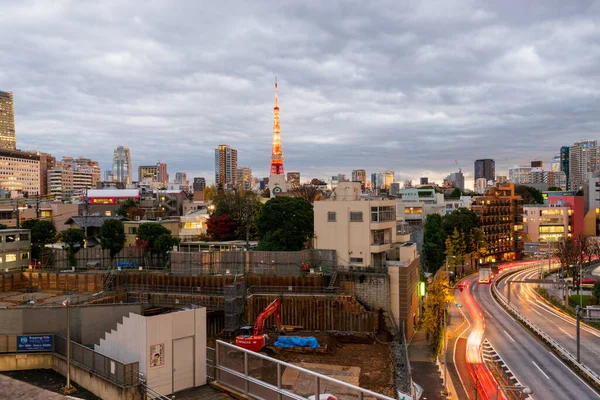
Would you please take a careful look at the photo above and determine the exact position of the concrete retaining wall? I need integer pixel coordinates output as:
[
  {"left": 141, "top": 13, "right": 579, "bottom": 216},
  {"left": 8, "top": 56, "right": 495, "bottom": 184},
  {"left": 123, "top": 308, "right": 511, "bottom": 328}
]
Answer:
[{"left": 0, "top": 353, "right": 53, "bottom": 371}]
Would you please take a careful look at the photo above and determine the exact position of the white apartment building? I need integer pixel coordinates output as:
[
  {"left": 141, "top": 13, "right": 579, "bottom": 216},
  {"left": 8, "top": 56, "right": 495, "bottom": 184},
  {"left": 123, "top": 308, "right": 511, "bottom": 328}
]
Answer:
[
  {"left": 0, "top": 149, "right": 40, "bottom": 196},
  {"left": 48, "top": 168, "right": 93, "bottom": 201}
]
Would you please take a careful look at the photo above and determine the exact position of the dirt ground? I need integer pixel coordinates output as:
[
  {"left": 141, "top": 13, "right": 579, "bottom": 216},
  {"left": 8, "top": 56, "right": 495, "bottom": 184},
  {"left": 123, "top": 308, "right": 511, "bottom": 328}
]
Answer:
[
  {"left": 0, "top": 369, "right": 101, "bottom": 400},
  {"left": 212, "top": 331, "right": 395, "bottom": 397}
]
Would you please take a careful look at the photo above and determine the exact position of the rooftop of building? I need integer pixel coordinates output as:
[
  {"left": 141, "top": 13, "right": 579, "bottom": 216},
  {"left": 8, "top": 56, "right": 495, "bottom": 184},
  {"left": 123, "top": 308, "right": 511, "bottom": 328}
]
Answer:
[
  {"left": 85, "top": 189, "right": 140, "bottom": 198},
  {"left": 65, "top": 216, "right": 125, "bottom": 228}
]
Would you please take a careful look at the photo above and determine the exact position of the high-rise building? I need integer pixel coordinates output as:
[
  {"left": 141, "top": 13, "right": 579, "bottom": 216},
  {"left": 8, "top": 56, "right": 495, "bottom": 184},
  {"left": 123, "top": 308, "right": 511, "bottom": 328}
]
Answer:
[
  {"left": 215, "top": 145, "right": 238, "bottom": 190},
  {"left": 569, "top": 140, "right": 598, "bottom": 191},
  {"left": 351, "top": 169, "right": 366, "bottom": 185},
  {"left": 175, "top": 172, "right": 187, "bottom": 185},
  {"left": 158, "top": 162, "right": 168, "bottom": 185},
  {"left": 0, "top": 149, "right": 40, "bottom": 196},
  {"left": 287, "top": 171, "right": 300, "bottom": 189},
  {"left": 38, "top": 152, "right": 56, "bottom": 196},
  {"left": 139, "top": 165, "right": 159, "bottom": 182},
  {"left": 48, "top": 168, "right": 93, "bottom": 201},
  {"left": 448, "top": 171, "right": 465, "bottom": 191},
  {"left": 105, "top": 170, "right": 115, "bottom": 182},
  {"left": 551, "top": 153, "right": 561, "bottom": 172},
  {"left": 237, "top": 167, "right": 252, "bottom": 190},
  {"left": 59, "top": 156, "right": 101, "bottom": 186},
  {"left": 474, "top": 159, "right": 495, "bottom": 184},
  {"left": 193, "top": 177, "right": 206, "bottom": 192},
  {"left": 508, "top": 165, "right": 531, "bottom": 184},
  {"left": 560, "top": 146, "right": 570, "bottom": 189},
  {"left": 112, "top": 146, "right": 132, "bottom": 185},
  {"left": 0, "top": 91, "right": 16, "bottom": 150},
  {"left": 384, "top": 171, "right": 394, "bottom": 190},
  {"left": 420, "top": 177, "right": 429, "bottom": 185},
  {"left": 268, "top": 81, "right": 286, "bottom": 197}
]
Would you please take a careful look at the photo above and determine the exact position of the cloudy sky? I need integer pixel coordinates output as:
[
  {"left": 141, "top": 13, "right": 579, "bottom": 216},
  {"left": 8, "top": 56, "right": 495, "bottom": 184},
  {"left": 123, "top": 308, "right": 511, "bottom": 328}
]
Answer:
[{"left": 1, "top": 0, "right": 599, "bottom": 187}]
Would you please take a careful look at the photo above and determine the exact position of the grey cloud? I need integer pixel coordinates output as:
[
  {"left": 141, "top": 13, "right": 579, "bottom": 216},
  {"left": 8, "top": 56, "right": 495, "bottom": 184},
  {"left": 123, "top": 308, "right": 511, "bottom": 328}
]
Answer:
[{"left": 1, "top": 0, "right": 599, "bottom": 186}]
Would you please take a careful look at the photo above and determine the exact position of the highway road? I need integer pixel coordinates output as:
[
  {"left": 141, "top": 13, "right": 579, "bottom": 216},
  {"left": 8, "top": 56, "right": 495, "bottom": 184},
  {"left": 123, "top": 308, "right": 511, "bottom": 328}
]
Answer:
[
  {"left": 461, "top": 269, "right": 600, "bottom": 399},
  {"left": 498, "top": 267, "right": 600, "bottom": 375}
]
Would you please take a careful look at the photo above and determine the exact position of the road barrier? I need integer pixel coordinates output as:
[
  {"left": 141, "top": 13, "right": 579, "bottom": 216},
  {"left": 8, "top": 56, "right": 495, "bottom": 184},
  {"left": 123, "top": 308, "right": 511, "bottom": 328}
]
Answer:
[{"left": 491, "top": 267, "right": 600, "bottom": 390}]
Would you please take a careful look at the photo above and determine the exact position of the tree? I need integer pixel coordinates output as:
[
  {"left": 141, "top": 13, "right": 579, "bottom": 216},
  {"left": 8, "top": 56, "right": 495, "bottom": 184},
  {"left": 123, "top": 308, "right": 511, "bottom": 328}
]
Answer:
[
  {"left": 136, "top": 222, "right": 179, "bottom": 267},
  {"left": 22, "top": 219, "right": 57, "bottom": 260},
  {"left": 0, "top": 224, "right": 7, "bottom": 229},
  {"left": 116, "top": 198, "right": 138, "bottom": 217},
  {"left": 256, "top": 197, "right": 314, "bottom": 251},
  {"left": 61, "top": 228, "right": 86, "bottom": 266},
  {"left": 310, "top": 178, "right": 327, "bottom": 186},
  {"left": 450, "top": 188, "right": 462, "bottom": 198},
  {"left": 445, "top": 228, "right": 467, "bottom": 278},
  {"left": 98, "top": 219, "right": 125, "bottom": 262},
  {"left": 290, "top": 185, "right": 321, "bottom": 204},
  {"left": 593, "top": 281, "right": 600, "bottom": 305},
  {"left": 262, "top": 188, "right": 270, "bottom": 198},
  {"left": 442, "top": 208, "right": 480, "bottom": 256},
  {"left": 422, "top": 214, "right": 445, "bottom": 272},
  {"left": 422, "top": 272, "right": 454, "bottom": 359},
  {"left": 206, "top": 214, "right": 238, "bottom": 241},
  {"left": 548, "top": 187, "right": 563, "bottom": 191},
  {"left": 556, "top": 236, "right": 582, "bottom": 277},
  {"left": 208, "top": 190, "right": 263, "bottom": 246},
  {"left": 154, "top": 233, "right": 180, "bottom": 267},
  {"left": 204, "top": 186, "right": 215, "bottom": 201},
  {"left": 515, "top": 185, "right": 544, "bottom": 204}
]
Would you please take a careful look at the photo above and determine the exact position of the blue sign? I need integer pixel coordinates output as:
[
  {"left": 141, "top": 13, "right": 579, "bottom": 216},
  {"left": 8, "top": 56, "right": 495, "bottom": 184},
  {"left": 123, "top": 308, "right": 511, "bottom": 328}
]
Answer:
[{"left": 17, "top": 335, "right": 53, "bottom": 352}]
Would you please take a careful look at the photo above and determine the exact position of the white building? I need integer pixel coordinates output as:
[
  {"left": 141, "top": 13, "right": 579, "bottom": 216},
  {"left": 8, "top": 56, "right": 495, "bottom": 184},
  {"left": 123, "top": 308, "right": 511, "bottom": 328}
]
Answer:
[{"left": 0, "top": 149, "right": 40, "bottom": 196}]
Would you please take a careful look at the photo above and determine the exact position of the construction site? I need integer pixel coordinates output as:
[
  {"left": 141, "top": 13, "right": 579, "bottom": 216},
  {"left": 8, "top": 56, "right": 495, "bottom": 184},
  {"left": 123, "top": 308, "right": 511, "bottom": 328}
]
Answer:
[{"left": 0, "top": 248, "right": 419, "bottom": 398}]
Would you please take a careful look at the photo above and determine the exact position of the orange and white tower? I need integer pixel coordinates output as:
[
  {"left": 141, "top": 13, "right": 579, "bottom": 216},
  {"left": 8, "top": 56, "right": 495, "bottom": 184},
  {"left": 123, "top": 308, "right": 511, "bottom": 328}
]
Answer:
[{"left": 268, "top": 79, "right": 287, "bottom": 197}]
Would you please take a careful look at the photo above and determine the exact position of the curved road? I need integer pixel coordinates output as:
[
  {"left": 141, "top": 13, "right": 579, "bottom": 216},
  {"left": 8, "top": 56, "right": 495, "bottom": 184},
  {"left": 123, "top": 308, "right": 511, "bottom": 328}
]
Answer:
[
  {"left": 462, "top": 270, "right": 600, "bottom": 399},
  {"left": 498, "top": 267, "right": 600, "bottom": 374}
]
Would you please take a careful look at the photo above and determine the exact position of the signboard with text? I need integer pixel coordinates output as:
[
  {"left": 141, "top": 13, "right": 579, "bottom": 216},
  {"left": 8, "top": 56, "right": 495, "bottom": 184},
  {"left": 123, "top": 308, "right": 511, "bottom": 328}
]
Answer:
[{"left": 17, "top": 335, "right": 53, "bottom": 352}]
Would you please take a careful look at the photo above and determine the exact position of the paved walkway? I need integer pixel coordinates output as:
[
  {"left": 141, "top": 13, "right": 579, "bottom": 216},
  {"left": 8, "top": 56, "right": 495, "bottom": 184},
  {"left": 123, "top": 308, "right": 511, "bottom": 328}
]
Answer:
[
  {"left": 173, "top": 384, "right": 232, "bottom": 399},
  {"left": 408, "top": 324, "right": 446, "bottom": 400},
  {"left": 0, "top": 373, "right": 67, "bottom": 400}
]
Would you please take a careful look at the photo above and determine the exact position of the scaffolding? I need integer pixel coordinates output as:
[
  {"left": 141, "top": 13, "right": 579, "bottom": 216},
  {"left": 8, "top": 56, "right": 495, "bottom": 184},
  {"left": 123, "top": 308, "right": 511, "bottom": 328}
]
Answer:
[{"left": 224, "top": 281, "right": 246, "bottom": 335}]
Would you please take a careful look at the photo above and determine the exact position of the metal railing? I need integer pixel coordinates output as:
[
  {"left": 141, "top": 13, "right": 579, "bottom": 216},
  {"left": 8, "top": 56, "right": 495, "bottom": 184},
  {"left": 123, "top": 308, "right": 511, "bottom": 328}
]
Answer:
[
  {"left": 125, "top": 284, "right": 225, "bottom": 296},
  {"left": 54, "top": 335, "right": 139, "bottom": 387},
  {"left": 491, "top": 267, "right": 600, "bottom": 389},
  {"left": 138, "top": 372, "right": 172, "bottom": 400},
  {"left": 246, "top": 285, "right": 346, "bottom": 296},
  {"left": 213, "top": 339, "right": 402, "bottom": 400}
]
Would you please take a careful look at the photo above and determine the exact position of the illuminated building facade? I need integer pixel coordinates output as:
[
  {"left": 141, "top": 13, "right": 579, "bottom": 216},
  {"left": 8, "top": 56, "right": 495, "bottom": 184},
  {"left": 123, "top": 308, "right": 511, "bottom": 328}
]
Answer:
[
  {"left": 0, "top": 149, "right": 40, "bottom": 196},
  {"left": 112, "top": 146, "right": 132, "bottom": 185},
  {"left": 287, "top": 171, "right": 300, "bottom": 189},
  {"left": 0, "top": 91, "right": 16, "bottom": 150},
  {"left": 471, "top": 183, "right": 524, "bottom": 261},
  {"left": 215, "top": 145, "right": 238, "bottom": 190}
]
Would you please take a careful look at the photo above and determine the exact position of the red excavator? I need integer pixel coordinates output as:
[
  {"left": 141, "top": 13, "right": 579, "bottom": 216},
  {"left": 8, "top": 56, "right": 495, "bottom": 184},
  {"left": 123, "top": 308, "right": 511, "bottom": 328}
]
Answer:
[{"left": 235, "top": 298, "right": 281, "bottom": 352}]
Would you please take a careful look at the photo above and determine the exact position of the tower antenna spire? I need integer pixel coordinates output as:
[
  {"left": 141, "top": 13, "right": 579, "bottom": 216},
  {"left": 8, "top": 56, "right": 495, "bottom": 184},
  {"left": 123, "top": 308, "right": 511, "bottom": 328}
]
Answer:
[{"left": 270, "top": 79, "right": 283, "bottom": 175}]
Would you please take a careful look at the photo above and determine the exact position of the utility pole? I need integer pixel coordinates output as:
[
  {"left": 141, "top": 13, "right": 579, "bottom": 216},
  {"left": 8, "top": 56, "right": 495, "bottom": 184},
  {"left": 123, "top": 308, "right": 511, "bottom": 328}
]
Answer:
[{"left": 576, "top": 305, "right": 581, "bottom": 363}]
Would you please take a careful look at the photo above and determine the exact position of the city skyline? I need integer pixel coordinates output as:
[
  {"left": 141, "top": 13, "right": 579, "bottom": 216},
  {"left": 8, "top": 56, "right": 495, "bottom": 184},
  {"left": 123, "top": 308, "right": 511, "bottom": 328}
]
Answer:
[{"left": 1, "top": 1, "right": 599, "bottom": 185}]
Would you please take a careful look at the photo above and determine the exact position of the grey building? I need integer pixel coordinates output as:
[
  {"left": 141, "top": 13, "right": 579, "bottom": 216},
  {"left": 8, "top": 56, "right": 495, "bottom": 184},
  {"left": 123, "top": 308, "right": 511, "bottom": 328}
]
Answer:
[
  {"left": 193, "top": 177, "right": 206, "bottom": 192},
  {"left": 112, "top": 146, "right": 132, "bottom": 185},
  {"left": 474, "top": 159, "right": 495, "bottom": 183},
  {"left": 0, "top": 229, "right": 31, "bottom": 271}
]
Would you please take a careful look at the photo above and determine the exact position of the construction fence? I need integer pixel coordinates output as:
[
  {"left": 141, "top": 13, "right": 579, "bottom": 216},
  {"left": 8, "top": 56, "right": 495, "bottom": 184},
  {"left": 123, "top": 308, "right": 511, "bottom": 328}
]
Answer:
[
  {"left": 48, "top": 247, "right": 152, "bottom": 270},
  {"left": 170, "top": 249, "right": 337, "bottom": 276}
]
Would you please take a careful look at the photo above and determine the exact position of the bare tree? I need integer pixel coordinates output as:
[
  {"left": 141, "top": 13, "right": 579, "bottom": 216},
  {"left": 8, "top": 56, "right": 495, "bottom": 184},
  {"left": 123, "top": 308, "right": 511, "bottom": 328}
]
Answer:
[{"left": 290, "top": 184, "right": 322, "bottom": 204}]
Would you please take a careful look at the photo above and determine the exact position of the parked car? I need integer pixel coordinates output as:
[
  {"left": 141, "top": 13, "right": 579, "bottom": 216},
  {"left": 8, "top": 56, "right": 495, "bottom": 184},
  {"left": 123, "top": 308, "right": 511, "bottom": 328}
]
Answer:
[{"left": 116, "top": 261, "right": 138, "bottom": 268}]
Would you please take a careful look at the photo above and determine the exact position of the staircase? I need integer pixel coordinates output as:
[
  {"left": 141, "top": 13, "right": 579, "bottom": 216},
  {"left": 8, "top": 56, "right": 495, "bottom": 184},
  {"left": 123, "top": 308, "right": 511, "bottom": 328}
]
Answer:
[
  {"left": 327, "top": 268, "right": 338, "bottom": 289},
  {"left": 102, "top": 270, "right": 117, "bottom": 292}
]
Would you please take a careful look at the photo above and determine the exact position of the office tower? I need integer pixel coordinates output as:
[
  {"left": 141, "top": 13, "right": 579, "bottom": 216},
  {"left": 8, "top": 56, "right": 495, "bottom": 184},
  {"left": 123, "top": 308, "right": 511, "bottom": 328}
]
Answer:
[
  {"left": 287, "top": 171, "right": 300, "bottom": 189},
  {"left": 448, "top": 171, "right": 465, "bottom": 191},
  {"left": 351, "top": 169, "right": 366, "bottom": 185},
  {"left": 560, "top": 146, "right": 570, "bottom": 189},
  {"left": 508, "top": 165, "right": 531, "bottom": 184},
  {"left": 371, "top": 173, "right": 377, "bottom": 189},
  {"left": 384, "top": 171, "right": 394, "bottom": 190},
  {"left": 237, "top": 167, "right": 252, "bottom": 190},
  {"left": 0, "top": 91, "right": 16, "bottom": 150},
  {"left": 175, "top": 172, "right": 187, "bottom": 185},
  {"left": 105, "top": 170, "right": 114, "bottom": 182},
  {"left": 112, "top": 146, "right": 132, "bottom": 185},
  {"left": 193, "top": 177, "right": 206, "bottom": 192},
  {"left": 38, "top": 152, "right": 56, "bottom": 196},
  {"left": 569, "top": 140, "right": 598, "bottom": 191},
  {"left": 551, "top": 153, "right": 561, "bottom": 172},
  {"left": 215, "top": 144, "right": 238, "bottom": 190},
  {"left": 158, "top": 162, "right": 168, "bottom": 184},
  {"left": 474, "top": 159, "right": 495, "bottom": 183},
  {"left": 0, "top": 149, "right": 40, "bottom": 195}
]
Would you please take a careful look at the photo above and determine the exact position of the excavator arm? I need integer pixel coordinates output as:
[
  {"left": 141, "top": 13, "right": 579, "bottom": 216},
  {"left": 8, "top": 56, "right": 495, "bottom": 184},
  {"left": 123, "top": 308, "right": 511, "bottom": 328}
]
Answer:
[{"left": 253, "top": 298, "right": 281, "bottom": 336}]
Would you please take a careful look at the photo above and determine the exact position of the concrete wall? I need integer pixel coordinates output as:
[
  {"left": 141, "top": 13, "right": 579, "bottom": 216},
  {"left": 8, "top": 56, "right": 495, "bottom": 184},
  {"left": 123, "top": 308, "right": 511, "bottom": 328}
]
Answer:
[
  {"left": 95, "top": 312, "right": 147, "bottom": 369},
  {"left": 388, "top": 257, "right": 420, "bottom": 339},
  {"left": 0, "top": 353, "right": 53, "bottom": 371},
  {"left": 0, "top": 304, "right": 142, "bottom": 346}
]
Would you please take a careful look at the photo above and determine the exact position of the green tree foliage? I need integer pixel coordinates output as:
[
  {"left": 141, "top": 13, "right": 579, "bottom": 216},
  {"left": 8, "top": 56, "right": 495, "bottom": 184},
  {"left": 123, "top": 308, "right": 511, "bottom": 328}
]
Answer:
[
  {"left": 61, "top": 228, "right": 86, "bottom": 266},
  {"left": 422, "top": 214, "right": 445, "bottom": 272},
  {"left": 422, "top": 272, "right": 454, "bottom": 359},
  {"left": 450, "top": 188, "right": 463, "bottom": 198},
  {"left": 204, "top": 186, "right": 215, "bottom": 201},
  {"left": 136, "top": 222, "right": 179, "bottom": 267},
  {"left": 445, "top": 228, "right": 467, "bottom": 277},
  {"left": 442, "top": 208, "right": 480, "bottom": 255},
  {"left": 262, "top": 188, "right": 270, "bottom": 198},
  {"left": 515, "top": 185, "right": 544, "bottom": 204},
  {"left": 98, "top": 219, "right": 126, "bottom": 261},
  {"left": 547, "top": 187, "right": 563, "bottom": 191},
  {"left": 116, "top": 198, "right": 138, "bottom": 217},
  {"left": 22, "top": 219, "right": 57, "bottom": 260},
  {"left": 593, "top": 281, "right": 600, "bottom": 305},
  {"left": 256, "top": 197, "right": 313, "bottom": 251},
  {"left": 207, "top": 190, "right": 263, "bottom": 245}
]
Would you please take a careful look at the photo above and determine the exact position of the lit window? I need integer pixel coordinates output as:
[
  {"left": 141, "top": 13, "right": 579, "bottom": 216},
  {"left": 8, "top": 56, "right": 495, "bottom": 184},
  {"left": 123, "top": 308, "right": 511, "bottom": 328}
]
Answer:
[
  {"left": 6, "top": 254, "right": 16, "bottom": 262},
  {"left": 104, "top": 211, "right": 112, "bottom": 216},
  {"left": 20, "top": 252, "right": 29, "bottom": 260},
  {"left": 6, "top": 235, "right": 15, "bottom": 243}
]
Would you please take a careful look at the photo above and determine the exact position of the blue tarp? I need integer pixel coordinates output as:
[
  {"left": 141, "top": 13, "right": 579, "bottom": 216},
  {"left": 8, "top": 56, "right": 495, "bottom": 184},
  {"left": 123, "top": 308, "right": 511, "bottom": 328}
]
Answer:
[{"left": 274, "top": 336, "right": 320, "bottom": 349}]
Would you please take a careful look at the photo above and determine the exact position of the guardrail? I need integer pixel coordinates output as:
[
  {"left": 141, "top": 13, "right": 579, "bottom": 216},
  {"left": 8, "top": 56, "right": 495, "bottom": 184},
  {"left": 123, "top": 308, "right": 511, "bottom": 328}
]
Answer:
[
  {"left": 491, "top": 267, "right": 600, "bottom": 390},
  {"left": 213, "top": 339, "right": 403, "bottom": 400}
]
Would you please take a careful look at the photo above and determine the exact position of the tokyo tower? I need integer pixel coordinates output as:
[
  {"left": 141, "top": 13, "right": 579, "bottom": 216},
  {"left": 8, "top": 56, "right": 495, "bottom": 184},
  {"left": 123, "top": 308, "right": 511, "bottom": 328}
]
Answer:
[{"left": 270, "top": 79, "right": 284, "bottom": 175}]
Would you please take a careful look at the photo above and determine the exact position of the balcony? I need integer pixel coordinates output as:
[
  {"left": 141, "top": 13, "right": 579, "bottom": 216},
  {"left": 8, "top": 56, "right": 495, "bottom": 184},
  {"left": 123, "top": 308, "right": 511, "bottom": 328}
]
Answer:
[{"left": 370, "top": 239, "right": 391, "bottom": 253}]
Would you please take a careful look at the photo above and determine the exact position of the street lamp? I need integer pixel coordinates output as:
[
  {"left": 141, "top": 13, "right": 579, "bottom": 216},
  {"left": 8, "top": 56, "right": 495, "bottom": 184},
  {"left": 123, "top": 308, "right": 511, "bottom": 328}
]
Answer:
[
  {"left": 496, "top": 384, "right": 533, "bottom": 400},
  {"left": 442, "top": 255, "right": 457, "bottom": 396},
  {"left": 62, "top": 298, "right": 76, "bottom": 395}
]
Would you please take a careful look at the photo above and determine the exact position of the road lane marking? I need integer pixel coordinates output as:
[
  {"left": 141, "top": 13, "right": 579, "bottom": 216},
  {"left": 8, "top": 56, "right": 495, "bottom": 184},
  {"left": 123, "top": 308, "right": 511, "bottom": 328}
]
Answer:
[
  {"left": 532, "top": 308, "right": 543, "bottom": 316},
  {"left": 532, "top": 361, "right": 550, "bottom": 379},
  {"left": 503, "top": 330, "right": 515, "bottom": 343},
  {"left": 559, "top": 327, "right": 574, "bottom": 339},
  {"left": 484, "top": 308, "right": 492, "bottom": 318},
  {"left": 533, "top": 302, "right": 600, "bottom": 338},
  {"left": 548, "top": 352, "right": 600, "bottom": 397}
]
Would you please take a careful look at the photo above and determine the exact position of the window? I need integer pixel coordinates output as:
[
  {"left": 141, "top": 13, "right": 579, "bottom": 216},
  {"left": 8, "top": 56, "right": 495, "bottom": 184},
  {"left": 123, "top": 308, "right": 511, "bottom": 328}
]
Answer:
[
  {"left": 327, "top": 212, "right": 336, "bottom": 222},
  {"left": 5, "top": 235, "right": 15, "bottom": 243},
  {"left": 40, "top": 210, "right": 52, "bottom": 218},
  {"left": 350, "top": 257, "right": 363, "bottom": 263},
  {"left": 19, "top": 234, "right": 29, "bottom": 241},
  {"left": 128, "top": 227, "right": 137, "bottom": 234},
  {"left": 104, "top": 210, "right": 112, "bottom": 216},
  {"left": 371, "top": 206, "right": 395, "bottom": 222},
  {"left": 21, "top": 252, "right": 29, "bottom": 260},
  {"left": 5, "top": 254, "right": 16, "bottom": 262},
  {"left": 350, "top": 212, "right": 363, "bottom": 222}
]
